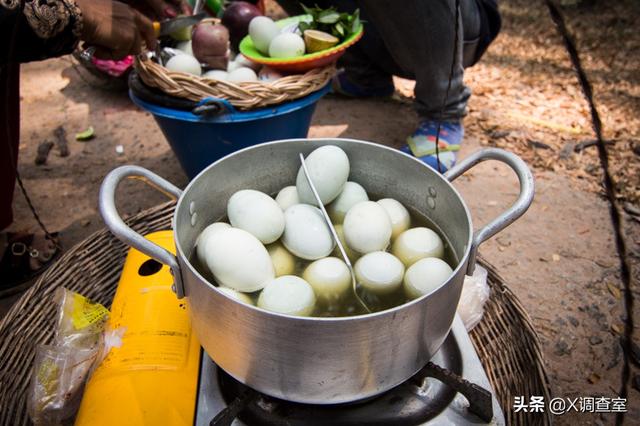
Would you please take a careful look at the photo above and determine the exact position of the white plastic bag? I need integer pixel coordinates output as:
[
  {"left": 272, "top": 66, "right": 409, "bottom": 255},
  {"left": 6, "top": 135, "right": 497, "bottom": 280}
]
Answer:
[
  {"left": 27, "top": 288, "right": 109, "bottom": 425},
  {"left": 457, "top": 265, "right": 490, "bottom": 331}
]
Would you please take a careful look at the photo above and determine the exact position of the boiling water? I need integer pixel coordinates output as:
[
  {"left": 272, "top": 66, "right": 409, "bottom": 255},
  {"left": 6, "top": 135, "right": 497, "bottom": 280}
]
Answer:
[{"left": 190, "top": 205, "right": 458, "bottom": 317}]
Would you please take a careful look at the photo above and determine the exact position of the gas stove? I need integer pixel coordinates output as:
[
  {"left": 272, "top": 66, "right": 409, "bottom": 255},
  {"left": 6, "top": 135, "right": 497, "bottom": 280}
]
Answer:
[{"left": 194, "top": 316, "right": 504, "bottom": 426}]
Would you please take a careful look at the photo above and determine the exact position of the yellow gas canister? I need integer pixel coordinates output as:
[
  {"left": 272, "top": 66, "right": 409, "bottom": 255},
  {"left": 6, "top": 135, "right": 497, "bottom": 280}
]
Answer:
[{"left": 75, "top": 231, "right": 200, "bottom": 426}]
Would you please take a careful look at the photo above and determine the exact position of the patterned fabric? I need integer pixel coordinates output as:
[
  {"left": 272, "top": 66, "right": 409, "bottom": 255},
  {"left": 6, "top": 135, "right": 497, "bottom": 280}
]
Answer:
[
  {"left": 0, "top": 0, "right": 20, "bottom": 10},
  {"left": 23, "top": 0, "right": 82, "bottom": 39},
  {"left": 402, "top": 121, "right": 464, "bottom": 173}
]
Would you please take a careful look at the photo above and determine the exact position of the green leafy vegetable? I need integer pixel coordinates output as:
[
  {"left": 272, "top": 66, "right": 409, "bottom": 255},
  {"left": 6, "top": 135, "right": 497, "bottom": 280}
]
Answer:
[
  {"left": 298, "top": 5, "right": 361, "bottom": 41},
  {"left": 75, "top": 126, "right": 95, "bottom": 141}
]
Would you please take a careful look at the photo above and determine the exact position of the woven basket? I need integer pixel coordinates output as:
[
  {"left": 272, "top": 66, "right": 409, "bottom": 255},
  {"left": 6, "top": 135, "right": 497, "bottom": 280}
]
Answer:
[
  {"left": 0, "top": 202, "right": 551, "bottom": 425},
  {"left": 135, "top": 17, "right": 335, "bottom": 110}
]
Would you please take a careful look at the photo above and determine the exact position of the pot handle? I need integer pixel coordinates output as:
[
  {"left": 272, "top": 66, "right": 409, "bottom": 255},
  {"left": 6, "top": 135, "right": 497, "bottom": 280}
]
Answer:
[
  {"left": 444, "top": 148, "right": 534, "bottom": 274},
  {"left": 99, "top": 165, "right": 186, "bottom": 298}
]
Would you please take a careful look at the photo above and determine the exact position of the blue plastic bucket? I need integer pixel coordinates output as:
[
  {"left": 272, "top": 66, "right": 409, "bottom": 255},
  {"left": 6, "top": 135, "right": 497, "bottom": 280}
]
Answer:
[{"left": 130, "top": 83, "right": 330, "bottom": 178}]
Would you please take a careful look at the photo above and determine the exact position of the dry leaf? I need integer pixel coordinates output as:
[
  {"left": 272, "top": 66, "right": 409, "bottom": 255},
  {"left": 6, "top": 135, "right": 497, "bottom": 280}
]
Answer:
[
  {"left": 607, "top": 283, "right": 621, "bottom": 299},
  {"left": 588, "top": 373, "right": 601, "bottom": 384}
]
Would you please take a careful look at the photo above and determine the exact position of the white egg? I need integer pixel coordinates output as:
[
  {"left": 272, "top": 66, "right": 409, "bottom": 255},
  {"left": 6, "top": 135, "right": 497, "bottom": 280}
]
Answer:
[
  {"left": 196, "top": 222, "right": 231, "bottom": 266},
  {"left": 404, "top": 258, "right": 453, "bottom": 299},
  {"left": 249, "top": 16, "right": 280, "bottom": 55},
  {"left": 226, "top": 59, "right": 240, "bottom": 72},
  {"left": 203, "top": 227, "right": 274, "bottom": 292},
  {"left": 235, "top": 54, "right": 261, "bottom": 71},
  {"left": 258, "top": 66, "right": 284, "bottom": 82},
  {"left": 217, "top": 286, "right": 254, "bottom": 305},
  {"left": 355, "top": 252, "right": 405, "bottom": 295},
  {"left": 392, "top": 227, "right": 445, "bottom": 267},
  {"left": 269, "top": 33, "right": 305, "bottom": 58},
  {"left": 165, "top": 54, "right": 202, "bottom": 75},
  {"left": 275, "top": 186, "right": 300, "bottom": 211},
  {"left": 303, "top": 257, "right": 351, "bottom": 303},
  {"left": 176, "top": 40, "right": 193, "bottom": 56},
  {"left": 257, "top": 275, "right": 316, "bottom": 316},
  {"left": 281, "top": 204, "right": 335, "bottom": 260},
  {"left": 227, "top": 189, "right": 285, "bottom": 244},
  {"left": 332, "top": 224, "right": 360, "bottom": 262},
  {"left": 267, "top": 242, "right": 296, "bottom": 277},
  {"left": 202, "top": 69, "right": 229, "bottom": 81},
  {"left": 296, "top": 145, "right": 350, "bottom": 206},
  {"left": 377, "top": 198, "right": 411, "bottom": 240},
  {"left": 227, "top": 67, "right": 258, "bottom": 82},
  {"left": 327, "top": 182, "right": 369, "bottom": 223},
  {"left": 343, "top": 201, "right": 392, "bottom": 254}
]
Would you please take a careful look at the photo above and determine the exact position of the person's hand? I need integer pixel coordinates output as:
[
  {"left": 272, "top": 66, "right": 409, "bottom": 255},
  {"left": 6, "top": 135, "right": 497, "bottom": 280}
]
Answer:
[
  {"left": 143, "top": 0, "right": 192, "bottom": 19},
  {"left": 75, "top": 0, "right": 157, "bottom": 59}
]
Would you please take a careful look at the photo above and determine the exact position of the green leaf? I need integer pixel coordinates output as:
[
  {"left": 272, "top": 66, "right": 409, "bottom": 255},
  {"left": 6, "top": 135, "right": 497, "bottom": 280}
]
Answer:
[
  {"left": 75, "top": 126, "right": 95, "bottom": 141},
  {"left": 298, "top": 21, "right": 311, "bottom": 32},
  {"left": 351, "top": 10, "right": 360, "bottom": 34},
  {"left": 334, "top": 22, "right": 345, "bottom": 37},
  {"left": 318, "top": 10, "right": 340, "bottom": 24},
  {"left": 301, "top": 3, "right": 314, "bottom": 16}
]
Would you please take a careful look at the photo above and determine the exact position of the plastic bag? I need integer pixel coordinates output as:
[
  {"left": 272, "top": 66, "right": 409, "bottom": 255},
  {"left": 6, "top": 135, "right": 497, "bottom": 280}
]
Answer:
[
  {"left": 28, "top": 288, "right": 109, "bottom": 426},
  {"left": 457, "top": 265, "right": 490, "bottom": 331}
]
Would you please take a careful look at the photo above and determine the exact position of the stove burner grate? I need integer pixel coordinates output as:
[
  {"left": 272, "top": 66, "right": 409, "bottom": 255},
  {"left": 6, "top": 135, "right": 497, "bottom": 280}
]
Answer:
[{"left": 210, "top": 362, "right": 492, "bottom": 426}]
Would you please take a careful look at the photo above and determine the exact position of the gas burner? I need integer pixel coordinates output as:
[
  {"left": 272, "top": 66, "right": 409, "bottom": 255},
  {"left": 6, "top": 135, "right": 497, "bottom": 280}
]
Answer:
[{"left": 195, "top": 317, "right": 505, "bottom": 426}]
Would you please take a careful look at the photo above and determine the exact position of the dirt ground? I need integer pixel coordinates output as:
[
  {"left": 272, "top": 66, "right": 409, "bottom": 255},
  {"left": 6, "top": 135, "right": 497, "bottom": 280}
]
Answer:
[{"left": 2, "top": 0, "right": 639, "bottom": 424}]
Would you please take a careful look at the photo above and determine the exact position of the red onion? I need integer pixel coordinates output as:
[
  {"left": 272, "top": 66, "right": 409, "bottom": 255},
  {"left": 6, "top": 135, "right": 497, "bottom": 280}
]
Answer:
[
  {"left": 192, "top": 23, "right": 230, "bottom": 69},
  {"left": 221, "top": 1, "right": 263, "bottom": 49}
]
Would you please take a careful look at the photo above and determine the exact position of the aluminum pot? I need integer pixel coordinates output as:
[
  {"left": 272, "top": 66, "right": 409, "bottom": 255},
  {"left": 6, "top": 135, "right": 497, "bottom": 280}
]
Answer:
[{"left": 99, "top": 138, "right": 534, "bottom": 404}]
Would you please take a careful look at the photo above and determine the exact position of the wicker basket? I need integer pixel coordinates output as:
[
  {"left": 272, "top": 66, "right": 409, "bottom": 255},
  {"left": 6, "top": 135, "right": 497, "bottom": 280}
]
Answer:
[
  {"left": 136, "top": 57, "right": 335, "bottom": 109},
  {"left": 0, "top": 202, "right": 551, "bottom": 425},
  {"left": 135, "top": 17, "right": 336, "bottom": 109}
]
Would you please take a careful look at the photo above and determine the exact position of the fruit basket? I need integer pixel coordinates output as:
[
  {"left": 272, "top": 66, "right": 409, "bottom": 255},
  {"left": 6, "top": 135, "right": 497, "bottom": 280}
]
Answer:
[
  {"left": 135, "top": 55, "right": 334, "bottom": 109},
  {"left": 134, "top": 17, "right": 336, "bottom": 109}
]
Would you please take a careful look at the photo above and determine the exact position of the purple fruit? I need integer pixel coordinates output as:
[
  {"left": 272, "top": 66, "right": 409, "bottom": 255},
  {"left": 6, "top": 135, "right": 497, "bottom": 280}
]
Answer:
[
  {"left": 222, "top": 1, "right": 263, "bottom": 49},
  {"left": 192, "top": 23, "right": 230, "bottom": 69}
]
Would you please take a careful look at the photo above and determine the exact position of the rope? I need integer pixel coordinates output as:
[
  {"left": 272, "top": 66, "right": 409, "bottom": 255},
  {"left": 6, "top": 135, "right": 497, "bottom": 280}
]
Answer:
[
  {"left": 542, "top": 1, "right": 634, "bottom": 423},
  {"left": 4, "top": 0, "right": 60, "bottom": 249}
]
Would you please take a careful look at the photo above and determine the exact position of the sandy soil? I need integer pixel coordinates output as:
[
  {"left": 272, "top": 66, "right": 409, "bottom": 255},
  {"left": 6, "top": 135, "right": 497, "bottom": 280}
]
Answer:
[{"left": 2, "top": 0, "right": 639, "bottom": 424}]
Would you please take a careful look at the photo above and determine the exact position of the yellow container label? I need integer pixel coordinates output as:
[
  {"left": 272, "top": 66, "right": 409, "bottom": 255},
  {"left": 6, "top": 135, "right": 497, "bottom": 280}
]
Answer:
[{"left": 71, "top": 293, "right": 110, "bottom": 330}]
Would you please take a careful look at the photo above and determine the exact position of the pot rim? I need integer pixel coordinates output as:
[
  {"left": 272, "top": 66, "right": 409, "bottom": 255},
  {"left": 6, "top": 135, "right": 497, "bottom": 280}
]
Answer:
[{"left": 174, "top": 137, "right": 474, "bottom": 322}]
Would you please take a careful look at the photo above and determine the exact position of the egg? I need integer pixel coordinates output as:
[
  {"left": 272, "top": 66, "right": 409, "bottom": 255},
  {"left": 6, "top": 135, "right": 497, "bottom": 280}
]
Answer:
[
  {"left": 327, "top": 181, "right": 369, "bottom": 223},
  {"left": 332, "top": 224, "right": 360, "bottom": 262},
  {"left": 249, "top": 16, "right": 280, "bottom": 55},
  {"left": 203, "top": 227, "right": 274, "bottom": 292},
  {"left": 377, "top": 198, "right": 411, "bottom": 240},
  {"left": 217, "top": 286, "right": 254, "bottom": 305},
  {"left": 226, "top": 59, "right": 240, "bottom": 72},
  {"left": 227, "top": 189, "right": 285, "bottom": 244},
  {"left": 303, "top": 257, "right": 351, "bottom": 303},
  {"left": 227, "top": 67, "right": 258, "bottom": 82},
  {"left": 281, "top": 204, "right": 335, "bottom": 260},
  {"left": 195, "top": 222, "right": 231, "bottom": 266},
  {"left": 343, "top": 201, "right": 392, "bottom": 254},
  {"left": 354, "top": 252, "right": 405, "bottom": 295},
  {"left": 257, "top": 275, "right": 316, "bottom": 316},
  {"left": 202, "top": 69, "right": 229, "bottom": 81},
  {"left": 404, "top": 257, "right": 453, "bottom": 299},
  {"left": 275, "top": 186, "right": 300, "bottom": 211},
  {"left": 296, "top": 145, "right": 350, "bottom": 206},
  {"left": 165, "top": 54, "right": 202, "bottom": 75},
  {"left": 258, "top": 66, "right": 284, "bottom": 82},
  {"left": 391, "top": 227, "right": 445, "bottom": 267},
  {"left": 267, "top": 242, "right": 296, "bottom": 277},
  {"left": 176, "top": 40, "right": 194, "bottom": 56},
  {"left": 235, "top": 53, "right": 261, "bottom": 71},
  {"left": 269, "top": 33, "right": 305, "bottom": 58}
]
